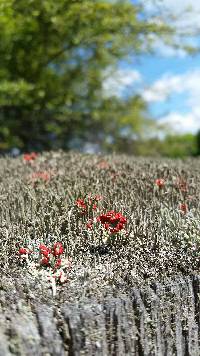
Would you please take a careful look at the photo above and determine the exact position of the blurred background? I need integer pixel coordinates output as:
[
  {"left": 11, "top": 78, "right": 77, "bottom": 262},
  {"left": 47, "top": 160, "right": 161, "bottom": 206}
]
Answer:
[{"left": 0, "top": 0, "right": 200, "bottom": 157}]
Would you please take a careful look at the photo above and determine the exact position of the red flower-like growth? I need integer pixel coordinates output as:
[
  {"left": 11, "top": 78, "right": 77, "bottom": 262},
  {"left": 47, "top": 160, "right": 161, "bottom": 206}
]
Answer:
[
  {"left": 155, "top": 178, "right": 165, "bottom": 188},
  {"left": 53, "top": 242, "right": 64, "bottom": 256},
  {"left": 176, "top": 178, "right": 188, "bottom": 192},
  {"left": 41, "top": 257, "right": 50, "bottom": 266},
  {"left": 18, "top": 242, "right": 66, "bottom": 272},
  {"left": 19, "top": 247, "right": 30, "bottom": 255},
  {"left": 39, "top": 244, "right": 51, "bottom": 266},
  {"left": 94, "top": 195, "right": 103, "bottom": 201},
  {"left": 23, "top": 152, "right": 38, "bottom": 162},
  {"left": 39, "top": 243, "right": 64, "bottom": 267},
  {"left": 97, "top": 160, "right": 110, "bottom": 170},
  {"left": 179, "top": 203, "right": 188, "bottom": 214},
  {"left": 98, "top": 211, "right": 127, "bottom": 234},
  {"left": 86, "top": 219, "right": 93, "bottom": 229},
  {"left": 54, "top": 258, "right": 62, "bottom": 269},
  {"left": 76, "top": 195, "right": 102, "bottom": 215},
  {"left": 76, "top": 198, "right": 87, "bottom": 213},
  {"left": 39, "top": 244, "right": 51, "bottom": 257},
  {"left": 31, "top": 171, "right": 51, "bottom": 182}
]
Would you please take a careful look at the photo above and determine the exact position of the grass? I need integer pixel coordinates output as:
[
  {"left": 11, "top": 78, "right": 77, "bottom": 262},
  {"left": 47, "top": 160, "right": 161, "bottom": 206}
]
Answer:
[{"left": 0, "top": 151, "right": 200, "bottom": 301}]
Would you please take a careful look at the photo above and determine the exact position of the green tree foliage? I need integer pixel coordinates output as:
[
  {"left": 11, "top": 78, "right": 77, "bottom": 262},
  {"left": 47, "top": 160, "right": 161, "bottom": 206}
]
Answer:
[
  {"left": 196, "top": 130, "right": 200, "bottom": 156},
  {"left": 0, "top": 0, "right": 171, "bottom": 151},
  {"left": 136, "top": 134, "right": 197, "bottom": 158},
  {"left": 163, "top": 134, "right": 198, "bottom": 158}
]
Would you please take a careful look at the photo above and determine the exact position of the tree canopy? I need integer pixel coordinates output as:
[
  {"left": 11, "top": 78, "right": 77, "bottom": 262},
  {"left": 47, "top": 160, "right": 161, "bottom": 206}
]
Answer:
[{"left": 0, "top": 0, "right": 192, "bottom": 152}]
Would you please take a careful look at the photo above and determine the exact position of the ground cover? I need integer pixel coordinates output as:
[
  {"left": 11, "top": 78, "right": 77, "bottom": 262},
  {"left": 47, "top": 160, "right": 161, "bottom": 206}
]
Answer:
[{"left": 0, "top": 151, "right": 199, "bottom": 354}]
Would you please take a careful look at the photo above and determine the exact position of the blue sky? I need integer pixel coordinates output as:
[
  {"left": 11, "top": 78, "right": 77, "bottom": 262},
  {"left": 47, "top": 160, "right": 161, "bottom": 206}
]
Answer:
[
  {"left": 137, "top": 53, "right": 200, "bottom": 125},
  {"left": 104, "top": 0, "right": 200, "bottom": 135}
]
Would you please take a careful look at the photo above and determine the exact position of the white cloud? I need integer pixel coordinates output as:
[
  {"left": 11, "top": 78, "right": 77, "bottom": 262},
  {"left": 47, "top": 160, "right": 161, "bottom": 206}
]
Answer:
[
  {"left": 142, "top": 74, "right": 184, "bottom": 102},
  {"left": 142, "top": 69, "right": 200, "bottom": 134},
  {"left": 141, "top": 0, "right": 200, "bottom": 56},
  {"left": 142, "top": 69, "right": 200, "bottom": 104},
  {"left": 160, "top": 112, "right": 200, "bottom": 134},
  {"left": 103, "top": 68, "right": 142, "bottom": 98},
  {"left": 143, "top": 0, "right": 200, "bottom": 28}
]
